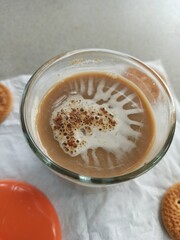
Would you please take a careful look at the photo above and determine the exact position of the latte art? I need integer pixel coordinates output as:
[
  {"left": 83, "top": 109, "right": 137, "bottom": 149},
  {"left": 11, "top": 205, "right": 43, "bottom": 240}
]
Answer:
[
  {"left": 50, "top": 78, "right": 144, "bottom": 168},
  {"left": 36, "top": 72, "right": 155, "bottom": 177}
]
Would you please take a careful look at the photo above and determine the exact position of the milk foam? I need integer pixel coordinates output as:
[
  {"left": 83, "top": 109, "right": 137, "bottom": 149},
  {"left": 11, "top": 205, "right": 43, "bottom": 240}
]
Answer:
[{"left": 50, "top": 77, "right": 144, "bottom": 167}]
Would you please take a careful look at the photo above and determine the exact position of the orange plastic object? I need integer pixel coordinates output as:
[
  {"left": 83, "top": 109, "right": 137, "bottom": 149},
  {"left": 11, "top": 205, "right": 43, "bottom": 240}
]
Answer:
[{"left": 0, "top": 180, "right": 62, "bottom": 240}]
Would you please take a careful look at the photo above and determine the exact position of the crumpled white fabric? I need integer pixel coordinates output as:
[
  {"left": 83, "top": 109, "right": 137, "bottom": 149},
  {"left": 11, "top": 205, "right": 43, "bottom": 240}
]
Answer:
[{"left": 0, "top": 62, "right": 179, "bottom": 240}]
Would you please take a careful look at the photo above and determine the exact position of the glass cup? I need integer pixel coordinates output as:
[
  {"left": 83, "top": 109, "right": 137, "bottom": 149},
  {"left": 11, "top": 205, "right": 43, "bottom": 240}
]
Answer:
[{"left": 20, "top": 49, "right": 176, "bottom": 186}]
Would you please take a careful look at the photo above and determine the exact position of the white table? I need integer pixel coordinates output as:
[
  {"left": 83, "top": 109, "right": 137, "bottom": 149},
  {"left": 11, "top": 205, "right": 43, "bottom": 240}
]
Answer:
[{"left": 0, "top": 0, "right": 180, "bottom": 99}]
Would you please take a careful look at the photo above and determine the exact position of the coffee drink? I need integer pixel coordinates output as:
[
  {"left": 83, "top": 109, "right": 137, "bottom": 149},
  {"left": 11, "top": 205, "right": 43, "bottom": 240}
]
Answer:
[{"left": 36, "top": 72, "right": 155, "bottom": 177}]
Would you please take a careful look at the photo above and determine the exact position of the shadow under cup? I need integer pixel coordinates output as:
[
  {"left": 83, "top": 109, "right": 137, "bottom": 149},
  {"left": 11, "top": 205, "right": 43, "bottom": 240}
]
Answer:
[{"left": 20, "top": 49, "right": 176, "bottom": 186}]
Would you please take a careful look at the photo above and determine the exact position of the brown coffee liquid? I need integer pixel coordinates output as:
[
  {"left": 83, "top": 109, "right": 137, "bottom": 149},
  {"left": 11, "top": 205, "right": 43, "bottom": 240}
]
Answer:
[{"left": 36, "top": 72, "right": 155, "bottom": 178}]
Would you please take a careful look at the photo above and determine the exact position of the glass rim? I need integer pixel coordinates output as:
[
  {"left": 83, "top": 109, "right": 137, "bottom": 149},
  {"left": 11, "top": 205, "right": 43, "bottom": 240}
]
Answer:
[{"left": 20, "top": 48, "right": 176, "bottom": 186}]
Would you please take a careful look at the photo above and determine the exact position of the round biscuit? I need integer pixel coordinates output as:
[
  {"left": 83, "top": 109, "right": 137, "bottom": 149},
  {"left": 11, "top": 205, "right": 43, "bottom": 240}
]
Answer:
[
  {"left": 0, "top": 83, "right": 13, "bottom": 123},
  {"left": 161, "top": 183, "right": 180, "bottom": 240},
  {"left": 123, "top": 67, "right": 160, "bottom": 103}
]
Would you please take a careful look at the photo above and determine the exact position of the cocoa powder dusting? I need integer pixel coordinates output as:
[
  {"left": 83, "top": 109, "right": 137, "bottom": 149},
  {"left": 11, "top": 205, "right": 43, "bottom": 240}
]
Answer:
[{"left": 51, "top": 102, "right": 117, "bottom": 155}]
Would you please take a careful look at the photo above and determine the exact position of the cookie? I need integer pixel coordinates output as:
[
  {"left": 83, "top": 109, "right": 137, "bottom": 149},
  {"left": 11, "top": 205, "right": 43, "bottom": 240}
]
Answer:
[
  {"left": 152, "top": 68, "right": 166, "bottom": 83},
  {"left": 0, "top": 83, "right": 13, "bottom": 123},
  {"left": 161, "top": 183, "right": 180, "bottom": 240},
  {"left": 123, "top": 68, "right": 160, "bottom": 103}
]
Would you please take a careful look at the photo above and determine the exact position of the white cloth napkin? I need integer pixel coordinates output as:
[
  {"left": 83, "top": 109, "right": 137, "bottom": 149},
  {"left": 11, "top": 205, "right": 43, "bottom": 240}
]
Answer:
[{"left": 0, "top": 62, "right": 179, "bottom": 240}]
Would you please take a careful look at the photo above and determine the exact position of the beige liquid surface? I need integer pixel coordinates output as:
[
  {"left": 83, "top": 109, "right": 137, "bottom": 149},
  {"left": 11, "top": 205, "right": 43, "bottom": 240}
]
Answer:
[{"left": 36, "top": 72, "right": 155, "bottom": 178}]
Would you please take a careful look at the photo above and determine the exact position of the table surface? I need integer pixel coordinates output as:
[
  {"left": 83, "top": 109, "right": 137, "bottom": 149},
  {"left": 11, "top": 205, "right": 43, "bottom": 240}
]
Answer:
[{"left": 1, "top": 0, "right": 180, "bottom": 99}]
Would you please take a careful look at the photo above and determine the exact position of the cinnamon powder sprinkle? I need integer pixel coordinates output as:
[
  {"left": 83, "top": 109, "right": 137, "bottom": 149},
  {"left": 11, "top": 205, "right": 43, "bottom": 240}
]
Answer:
[{"left": 51, "top": 103, "right": 117, "bottom": 155}]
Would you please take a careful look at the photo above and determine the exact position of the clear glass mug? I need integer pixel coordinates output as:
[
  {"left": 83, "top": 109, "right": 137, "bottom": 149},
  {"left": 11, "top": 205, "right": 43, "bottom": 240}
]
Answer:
[{"left": 20, "top": 49, "right": 176, "bottom": 186}]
